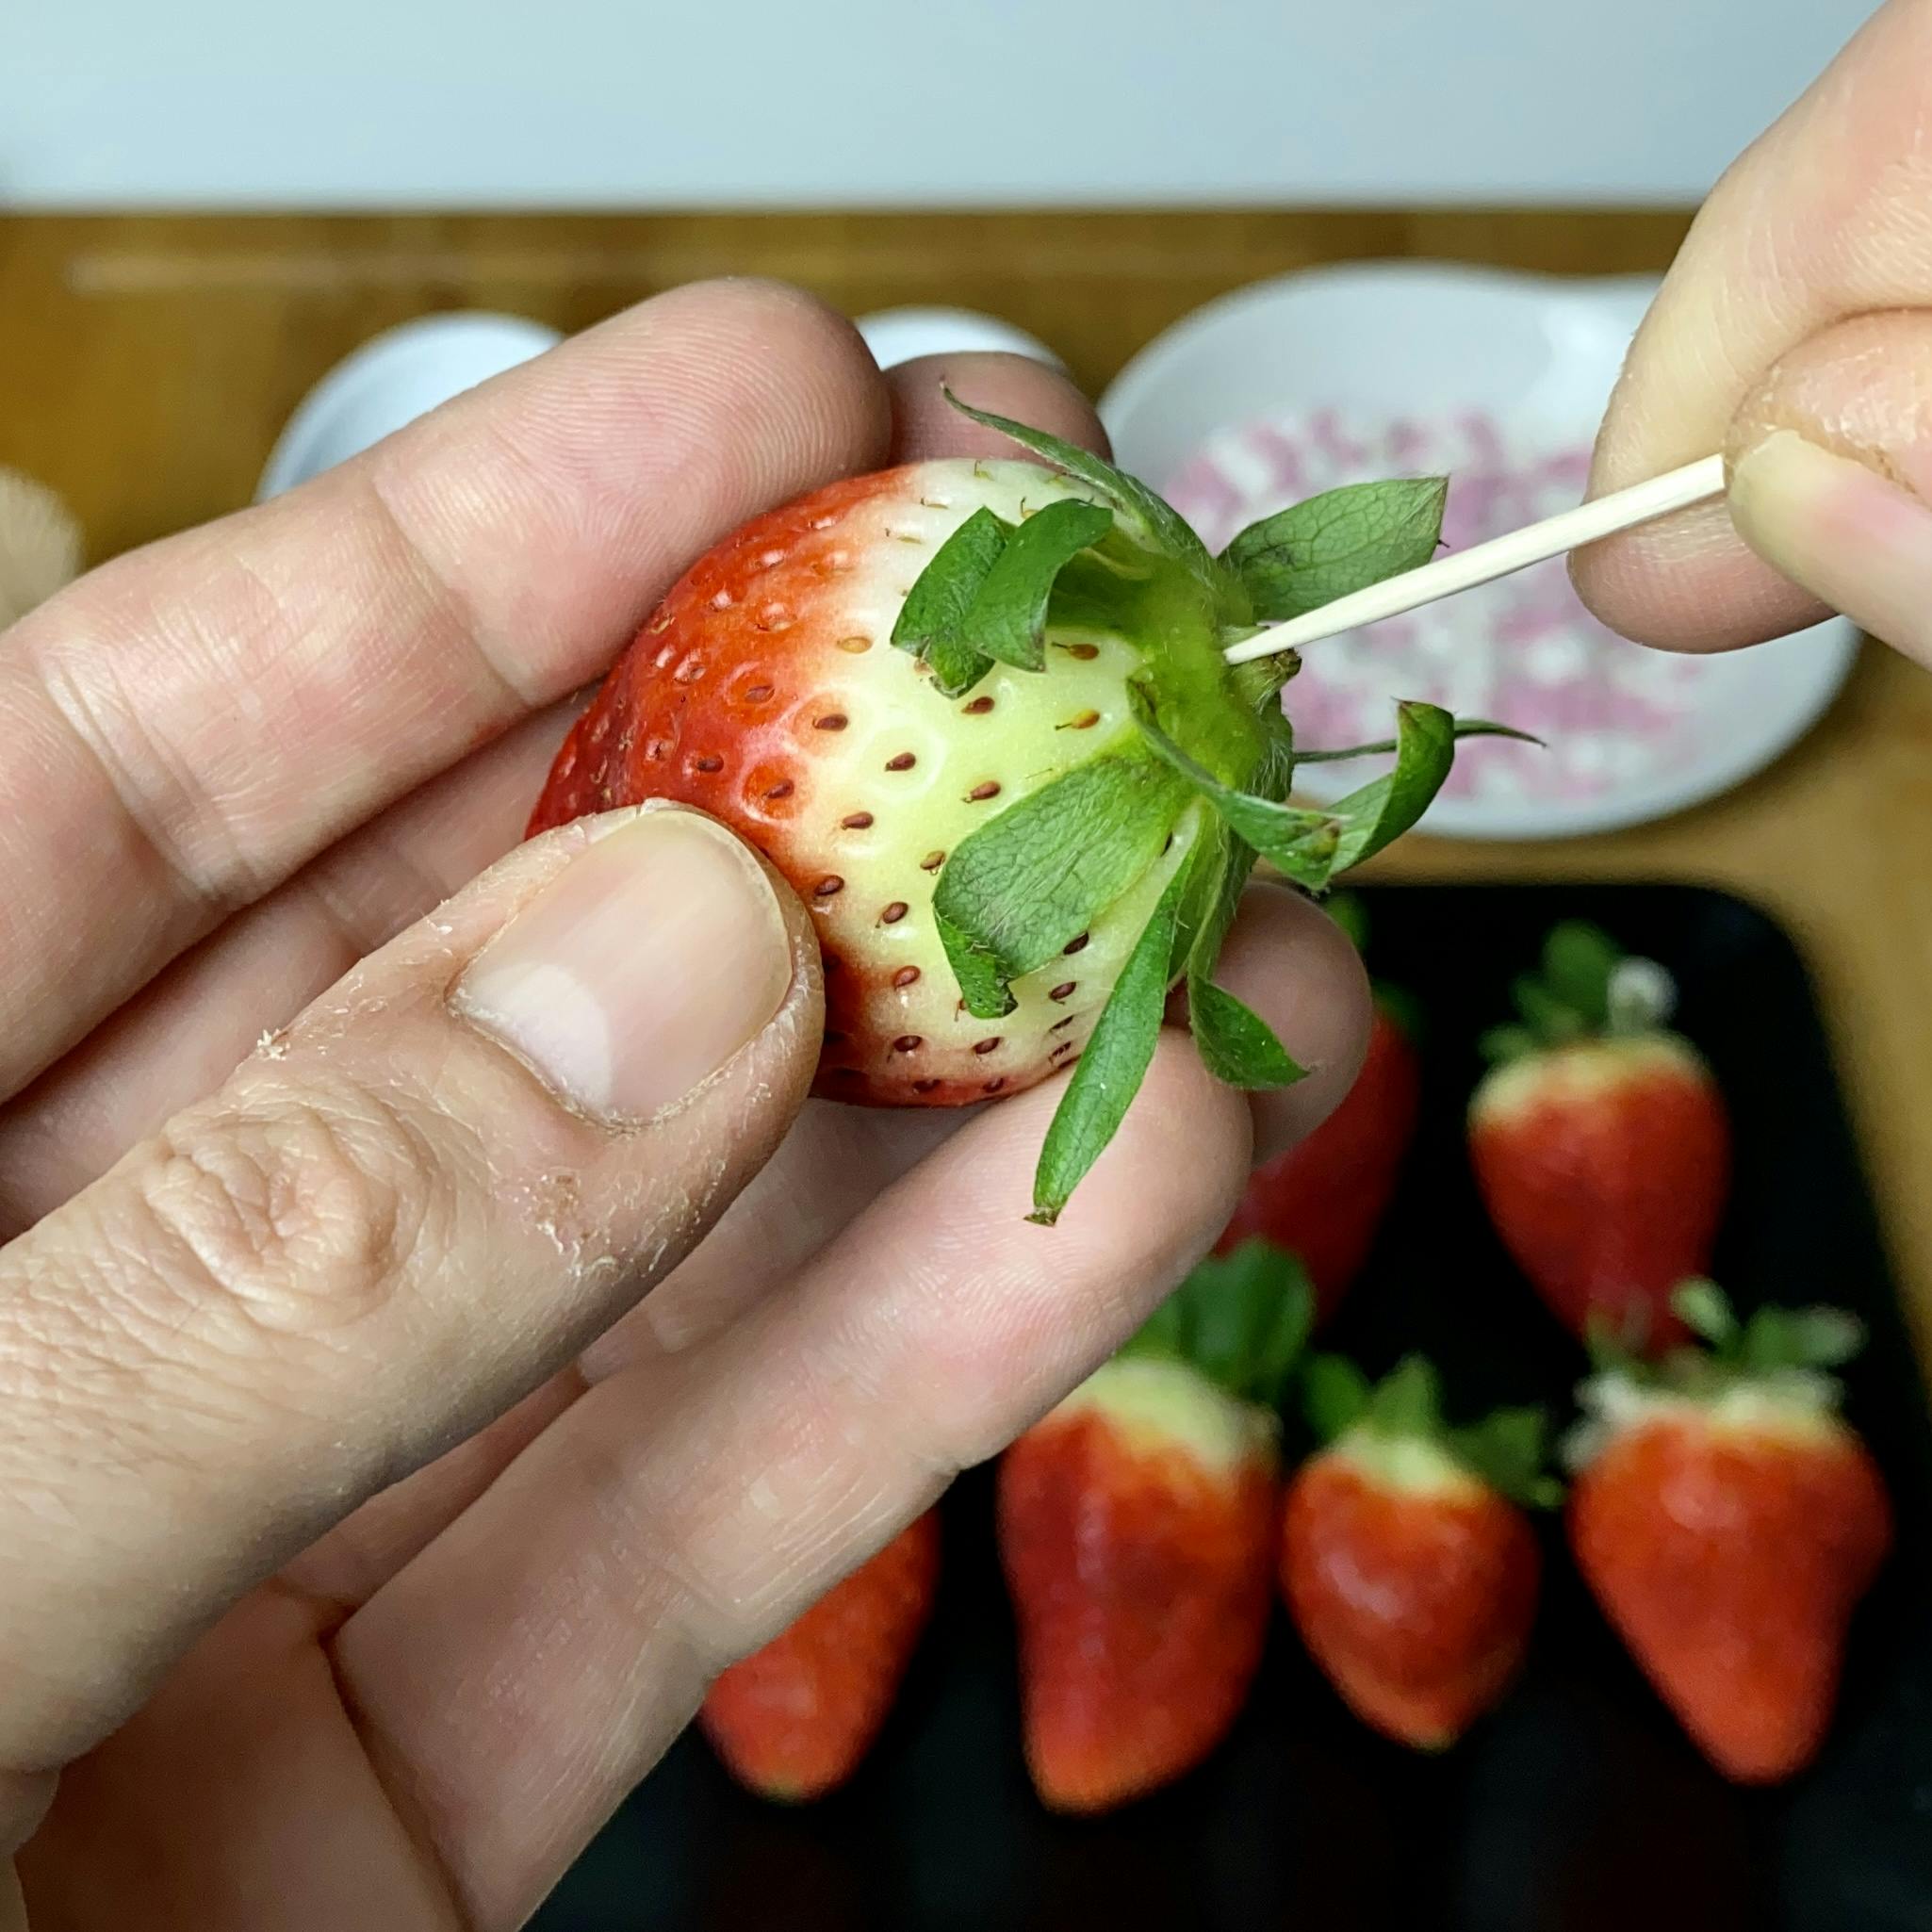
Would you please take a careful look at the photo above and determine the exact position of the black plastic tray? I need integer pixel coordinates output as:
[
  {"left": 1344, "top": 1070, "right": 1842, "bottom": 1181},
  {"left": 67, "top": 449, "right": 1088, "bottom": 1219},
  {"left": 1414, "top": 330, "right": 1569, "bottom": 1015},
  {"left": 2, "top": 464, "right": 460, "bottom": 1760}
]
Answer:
[{"left": 534, "top": 885, "right": 1932, "bottom": 1932}]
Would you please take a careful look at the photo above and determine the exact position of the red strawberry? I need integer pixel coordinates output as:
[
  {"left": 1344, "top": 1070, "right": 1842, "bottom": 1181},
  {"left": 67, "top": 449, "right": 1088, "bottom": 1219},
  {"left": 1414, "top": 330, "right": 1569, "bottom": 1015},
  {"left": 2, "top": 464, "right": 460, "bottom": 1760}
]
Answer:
[
  {"left": 699, "top": 1510, "right": 941, "bottom": 1802},
  {"left": 1217, "top": 899, "right": 1420, "bottom": 1322},
  {"left": 1566, "top": 1283, "right": 1892, "bottom": 1784},
  {"left": 529, "top": 396, "right": 1501, "bottom": 1219},
  {"left": 998, "top": 1241, "right": 1311, "bottom": 1810},
  {"left": 1280, "top": 1355, "right": 1551, "bottom": 1749},
  {"left": 1468, "top": 921, "right": 1729, "bottom": 1351}
]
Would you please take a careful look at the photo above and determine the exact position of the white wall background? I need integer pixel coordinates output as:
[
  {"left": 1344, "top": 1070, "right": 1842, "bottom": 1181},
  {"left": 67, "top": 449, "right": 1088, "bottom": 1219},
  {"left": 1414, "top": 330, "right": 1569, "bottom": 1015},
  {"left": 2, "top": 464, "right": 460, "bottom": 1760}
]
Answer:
[{"left": 6, "top": 0, "right": 1876, "bottom": 208}]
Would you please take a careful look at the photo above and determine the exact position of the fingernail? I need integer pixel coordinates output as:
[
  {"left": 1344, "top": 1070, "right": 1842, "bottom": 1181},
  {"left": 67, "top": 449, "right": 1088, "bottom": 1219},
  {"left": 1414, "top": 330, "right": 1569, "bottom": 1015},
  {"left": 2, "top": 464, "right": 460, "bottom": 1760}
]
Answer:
[
  {"left": 452, "top": 809, "right": 792, "bottom": 1120},
  {"left": 1730, "top": 431, "right": 1932, "bottom": 662}
]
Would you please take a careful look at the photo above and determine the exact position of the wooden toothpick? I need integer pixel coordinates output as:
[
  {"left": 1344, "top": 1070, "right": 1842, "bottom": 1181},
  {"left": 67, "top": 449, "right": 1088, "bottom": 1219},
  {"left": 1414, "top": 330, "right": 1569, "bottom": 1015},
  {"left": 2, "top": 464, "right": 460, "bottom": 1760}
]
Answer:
[{"left": 1220, "top": 453, "right": 1725, "bottom": 666}]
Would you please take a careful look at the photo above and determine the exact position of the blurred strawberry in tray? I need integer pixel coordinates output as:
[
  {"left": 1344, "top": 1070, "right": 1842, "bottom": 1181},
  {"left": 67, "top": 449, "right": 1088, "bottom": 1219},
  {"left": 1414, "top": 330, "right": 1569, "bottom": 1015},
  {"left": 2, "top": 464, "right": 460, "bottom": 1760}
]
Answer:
[
  {"left": 1216, "top": 895, "right": 1421, "bottom": 1325},
  {"left": 998, "top": 1242, "right": 1311, "bottom": 1812},
  {"left": 1281, "top": 1354, "right": 1553, "bottom": 1749},
  {"left": 700, "top": 1510, "right": 940, "bottom": 1802},
  {"left": 1566, "top": 1284, "right": 1892, "bottom": 1784},
  {"left": 1468, "top": 920, "right": 1730, "bottom": 1352}
]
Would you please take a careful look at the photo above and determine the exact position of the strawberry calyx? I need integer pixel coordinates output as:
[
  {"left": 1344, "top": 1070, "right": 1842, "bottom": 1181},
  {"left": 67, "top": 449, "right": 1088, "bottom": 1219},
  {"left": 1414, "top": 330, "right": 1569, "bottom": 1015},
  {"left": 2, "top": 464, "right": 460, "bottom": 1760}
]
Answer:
[
  {"left": 1480, "top": 920, "right": 1682, "bottom": 1066},
  {"left": 1117, "top": 1237, "right": 1315, "bottom": 1414},
  {"left": 904, "top": 395, "right": 1527, "bottom": 1222},
  {"left": 1567, "top": 1281, "right": 1865, "bottom": 1467},
  {"left": 1304, "top": 1353, "right": 1562, "bottom": 1509}
]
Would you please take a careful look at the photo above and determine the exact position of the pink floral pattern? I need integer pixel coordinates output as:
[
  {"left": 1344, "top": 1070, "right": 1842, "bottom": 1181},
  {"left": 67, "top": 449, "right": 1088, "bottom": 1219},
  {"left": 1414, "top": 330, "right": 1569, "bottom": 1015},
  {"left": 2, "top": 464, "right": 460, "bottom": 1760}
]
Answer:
[{"left": 1166, "top": 414, "right": 1710, "bottom": 803}]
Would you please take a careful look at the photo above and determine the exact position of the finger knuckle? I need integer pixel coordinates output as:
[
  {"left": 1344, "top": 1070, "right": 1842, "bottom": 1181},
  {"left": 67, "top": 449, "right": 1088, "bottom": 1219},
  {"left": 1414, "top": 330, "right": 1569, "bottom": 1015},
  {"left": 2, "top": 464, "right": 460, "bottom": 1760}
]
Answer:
[{"left": 123, "top": 1082, "right": 450, "bottom": 1351}]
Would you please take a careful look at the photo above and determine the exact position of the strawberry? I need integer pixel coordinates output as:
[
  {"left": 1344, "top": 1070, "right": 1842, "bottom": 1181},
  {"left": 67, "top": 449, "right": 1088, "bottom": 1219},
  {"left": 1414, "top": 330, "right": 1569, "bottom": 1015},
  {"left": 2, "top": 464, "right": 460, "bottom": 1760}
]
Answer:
[
  {"left": 1566, "top": 1283, "right": 1892, "bottom": 1784},
  {"left": 1215, "top": 895, "right": 1420, "bottom": 1322},
  {"left": 997, "top": 1241, "right": 1312, "bottom": 1811},
  {"left": 1280, "top": 1355, "right": 1553, "bottom": 1749},
  {"left": 1468, "top": 920, "right": 1730, "bottom": 1351},
  {"left": 530, "top": 397, "right": 1514, "bottom": 1219},
  {"left": 698, "top": 1509, "right": 941, "bottom": 1802}
]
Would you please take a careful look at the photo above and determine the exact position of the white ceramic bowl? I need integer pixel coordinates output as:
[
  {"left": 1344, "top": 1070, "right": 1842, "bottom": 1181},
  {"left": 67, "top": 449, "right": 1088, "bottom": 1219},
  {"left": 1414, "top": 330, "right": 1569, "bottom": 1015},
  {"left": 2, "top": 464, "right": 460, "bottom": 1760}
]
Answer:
[
  {"left": 1098, "top": 262, "right": 1859, "bottom": 841},
  {"left": 257, "top": 311, "right": 563, "bottom": 501},
  {"left": 854, "top": 306, "right": 1065, "bottom": 372}
]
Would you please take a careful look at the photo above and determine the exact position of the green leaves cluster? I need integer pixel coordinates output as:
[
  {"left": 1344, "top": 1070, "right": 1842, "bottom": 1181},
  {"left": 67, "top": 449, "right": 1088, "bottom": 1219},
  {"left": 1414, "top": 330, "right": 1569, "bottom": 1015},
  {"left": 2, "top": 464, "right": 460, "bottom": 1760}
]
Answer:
[
  {"left": 1305, "top": 1353, "right": 1562, "bottom": 1510},
  {"left": 1478, "top": 920, "right": 1679, "bottom": 1065},
  {"left": 1121, "top": 1239, "right": 1316, "bottom": 1410},
  {"left": 909, "top": 394, "right": 1531, "bottom": 1223},
  {"left": 1588, "top": 1280, "right": 1866, "bottom": 1402},
  {"left": 892, "top": 497, "right": 1114, "bottom": 696}
]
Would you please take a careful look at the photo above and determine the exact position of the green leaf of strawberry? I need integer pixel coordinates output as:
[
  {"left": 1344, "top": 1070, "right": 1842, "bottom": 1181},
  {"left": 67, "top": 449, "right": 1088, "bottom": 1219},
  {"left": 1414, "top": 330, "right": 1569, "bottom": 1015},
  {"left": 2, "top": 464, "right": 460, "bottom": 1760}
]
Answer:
[
  {"left": 1128, "top": 689, "right": 1345, "bottom": 888},
  {"left": 1322, "top": 700, "right": 1458, "bottom": 871},
  {"left": 1120, "top": 1236, "right": 1315, "bottom": 1409},
  {"left": 1187, "top": 978, "right": 1306, "bottom": 1090},
  {"left": 967, "top": 498, "right": 1115, "bottom": 673},
  {"left": 933, "top": 751, "right": 1190, "bottom": 1021},
  {"left": 1482, "top": 920, "right": 1682, "bottom": 1061},
  {"left": 1539, "top": 919, "right": 1623, "bottom": 1027},
  {"left": 941, "top": 391, "right": 1228, "bottom": 606},
  {"left": 1303, "top": 1352, "right": 1373, "bottom": 1439},
  {"left": 1031, "top": 861, "right": 1189, "bottom": 1224},
  {"left": 1223, "top": 477, "right": 1448, "bottom": 622},
  {"left": 889, "top": 503, "right": 1008, "bottom": 696},
  {"left": 1292, "top": 716, "right": 1540, "bottom": 764},
  {"left": 1670, "top": 1278, "right": 1739, "bottom": 1348},
  {"left": 1452, "top": 1407, "right": 1563, "bottom": 1511},
  {"left": 1303, "top": 1351, "right": 1560, "bottom": 1509}
]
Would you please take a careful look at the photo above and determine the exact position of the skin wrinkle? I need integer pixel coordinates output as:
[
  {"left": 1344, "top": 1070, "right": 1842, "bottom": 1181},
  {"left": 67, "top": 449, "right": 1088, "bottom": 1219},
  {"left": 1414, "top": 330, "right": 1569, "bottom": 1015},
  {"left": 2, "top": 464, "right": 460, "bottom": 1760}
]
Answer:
[
  {"left": 23, "top": 643, "right": 224, "bottom": 923},
  {"left": 353, "top": 463, "right": 540, "bottom": 717},
  {"left": 1734, "top": 317, "right": 1932, "bottom": 485}
]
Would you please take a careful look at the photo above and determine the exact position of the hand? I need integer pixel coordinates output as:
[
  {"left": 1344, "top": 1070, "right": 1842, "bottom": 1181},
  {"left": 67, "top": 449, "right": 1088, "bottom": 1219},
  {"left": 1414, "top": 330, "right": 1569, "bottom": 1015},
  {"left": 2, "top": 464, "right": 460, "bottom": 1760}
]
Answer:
[
  {"left": 1574, "top": 0, "right": 1932, "bottom": 668},
  {"left": 0, "top": 281, "right": 1367, "bottom": 1931}
]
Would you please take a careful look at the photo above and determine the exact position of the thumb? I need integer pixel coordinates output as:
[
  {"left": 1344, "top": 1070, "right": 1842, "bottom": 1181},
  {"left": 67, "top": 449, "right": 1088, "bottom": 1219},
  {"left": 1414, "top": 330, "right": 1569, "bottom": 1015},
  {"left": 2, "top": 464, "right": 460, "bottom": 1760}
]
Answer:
[
  {"left": 0, "top": 802, "right": 817, "bottom": 1822},
  {"left": 1727, "top": 310, "right": 1932, "bottom": 671}
]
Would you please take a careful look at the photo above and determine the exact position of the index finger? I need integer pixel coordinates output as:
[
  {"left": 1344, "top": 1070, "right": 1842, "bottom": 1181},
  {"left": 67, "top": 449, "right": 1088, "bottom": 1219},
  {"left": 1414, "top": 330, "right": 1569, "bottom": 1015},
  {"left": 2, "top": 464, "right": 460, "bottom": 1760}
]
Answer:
[
  {"left": 0, "top": 280, "right": 889, "bottom": 1102},
  {"left": 1572, "top": 0, "right": 1932, "bottom": 650}
]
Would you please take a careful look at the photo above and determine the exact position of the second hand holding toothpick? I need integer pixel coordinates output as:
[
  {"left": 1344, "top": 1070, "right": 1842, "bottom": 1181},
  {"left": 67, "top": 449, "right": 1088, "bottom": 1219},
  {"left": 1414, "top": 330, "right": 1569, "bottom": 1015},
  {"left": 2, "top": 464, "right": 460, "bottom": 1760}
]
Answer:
[{"left": 1221, "top": 453, "right": 1726, "bottom": 665}]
